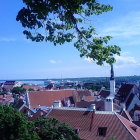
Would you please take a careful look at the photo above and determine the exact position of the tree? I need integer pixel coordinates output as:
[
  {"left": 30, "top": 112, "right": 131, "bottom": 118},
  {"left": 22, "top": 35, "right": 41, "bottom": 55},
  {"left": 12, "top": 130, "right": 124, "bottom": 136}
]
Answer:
[
  {"left": 34, "top": 117, "right": 80, "bottom": 140},
  {"left": 11, "top": 87, "right": 26, "bottom": 95},
  {"left": 0, "top": 105, "right": 80, "bottom": 140},
  {"left": 0, "top": 105, "right": 39, "bottom": 140},
  {"left": 17, "top": 0, "right": 121, "bottom": 65},
  {"left": 28, "top": 88, "right": 34, "bottom": 91},
  {"left": 0, "top": 92, "right": 7, "bottom": 95},
  {"left": 85, "top": 83, "right": 103, "bottom": 91}
]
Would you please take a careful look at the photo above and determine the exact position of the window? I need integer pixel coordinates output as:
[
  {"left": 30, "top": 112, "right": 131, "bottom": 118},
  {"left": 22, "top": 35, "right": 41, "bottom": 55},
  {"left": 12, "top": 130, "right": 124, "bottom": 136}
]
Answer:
[
  {"left": 135, "top": 113, "right": 140, "bottom": 121},
  {"left": 97, "top": 127, "right": 107, "bottom": 136},
  {"left": 106, "top": 99, "right": 110, "bottom": 102}
]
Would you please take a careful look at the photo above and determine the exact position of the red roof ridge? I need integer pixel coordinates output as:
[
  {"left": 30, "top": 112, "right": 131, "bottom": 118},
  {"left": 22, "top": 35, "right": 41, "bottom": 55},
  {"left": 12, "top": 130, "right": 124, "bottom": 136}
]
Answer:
[
  {"left": 48, "top": 107, "right": 115, "bottom": 114},
  {"left": 46, "top": 108, "right": 53, "bottom": 117},
  {"left": 124, "top": 110, "right": 133, "bottom": 122}
]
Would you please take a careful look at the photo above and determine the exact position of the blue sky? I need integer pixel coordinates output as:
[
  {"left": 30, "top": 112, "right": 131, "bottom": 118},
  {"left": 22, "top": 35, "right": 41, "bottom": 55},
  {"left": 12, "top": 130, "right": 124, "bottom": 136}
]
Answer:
[{"left": 0, "top": 0, "right": 140, "bottom": 79}]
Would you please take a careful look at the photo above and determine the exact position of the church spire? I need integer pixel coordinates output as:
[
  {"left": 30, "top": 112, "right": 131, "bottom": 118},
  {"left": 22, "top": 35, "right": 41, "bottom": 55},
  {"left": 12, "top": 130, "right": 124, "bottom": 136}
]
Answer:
[
  {"left": 110, "top": 64, "right": 115, "bottom": 96},
  {"left": 110, "top": 64, "right": 114, "bottom": 80}
]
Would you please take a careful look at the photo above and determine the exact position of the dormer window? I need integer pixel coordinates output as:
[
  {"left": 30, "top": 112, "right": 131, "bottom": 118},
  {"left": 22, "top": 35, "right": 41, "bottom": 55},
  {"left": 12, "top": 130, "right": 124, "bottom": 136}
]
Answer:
[
  {"left": 135, "top": 114, "right": 140, "bottom": 121},
  {"left": 134, "top": 110, "right": 140, "bottom": 121},
  {"left": 97, "top": 127, "right": 107, "bottom": 136}
]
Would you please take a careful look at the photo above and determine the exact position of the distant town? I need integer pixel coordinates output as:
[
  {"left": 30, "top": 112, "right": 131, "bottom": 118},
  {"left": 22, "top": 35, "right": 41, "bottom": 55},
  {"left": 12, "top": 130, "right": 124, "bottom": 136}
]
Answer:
[{"left": 0, "top": 73, "right": 140, "bottom": 139}]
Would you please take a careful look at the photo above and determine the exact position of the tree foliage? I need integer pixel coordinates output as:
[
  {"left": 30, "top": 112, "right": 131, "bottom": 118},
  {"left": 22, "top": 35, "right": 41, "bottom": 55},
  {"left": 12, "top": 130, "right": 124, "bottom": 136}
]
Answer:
[
  {"left": 0, "top": 105, "right": 39, "bottom": 140},
  {"left": 0, "top": 92, "right": 7, "bottom": 95},
  {"left": 34, "top": 117, "right": 80, "bottom": 140},
  {"left": 17, "top": 0, "right": 121, "bottom": 65},
  {"left": 0, "top": 105, "right": 80, "bottom": 140},
  {"left": 11, "top": 87, "right": 26, "bottom": 95},
  {"left": 84, "top": 83, "right": 103, "bottom": 91},
  {"left": 28, "top": 88, "right": 34, "bottom": 91}
]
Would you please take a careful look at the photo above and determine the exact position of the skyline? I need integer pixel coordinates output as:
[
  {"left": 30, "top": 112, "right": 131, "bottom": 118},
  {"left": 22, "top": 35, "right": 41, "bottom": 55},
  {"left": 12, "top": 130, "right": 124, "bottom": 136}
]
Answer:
[{"left": 0, "top": 0, "right": 140, "bottom": 79}]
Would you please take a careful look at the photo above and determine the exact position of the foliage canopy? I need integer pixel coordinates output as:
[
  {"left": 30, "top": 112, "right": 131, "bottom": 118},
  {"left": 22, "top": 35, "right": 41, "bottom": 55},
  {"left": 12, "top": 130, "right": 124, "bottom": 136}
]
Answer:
[
  {"left": 0, "top": 105, "right": 39, "bottom": 140},
  {"left": 34, "top": 117, "right": 80, "bottom": 140},
  {"left": 17, "top": 0, "right": 121, "bottom": 65},
  {"left": 0, "top": 105, "right": 80, "bottom": 140},
  {"left": 11, "top": 87, "right": 26, "bottom": 95}
]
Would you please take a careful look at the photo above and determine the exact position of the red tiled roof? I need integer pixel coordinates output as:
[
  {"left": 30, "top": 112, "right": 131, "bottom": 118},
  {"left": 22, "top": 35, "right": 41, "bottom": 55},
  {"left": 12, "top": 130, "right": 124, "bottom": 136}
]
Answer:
[
  {"left": 76, "top": 100, "right": 104, "bottom": 111},
  {"left": 28, "top": 90, "right": 75, "bottom": 108},
  {"left": 99, "top": 90, "right": 110, "bottom": 99},
  {"left": 0, "top": 94, "right": 13, "bottom": 104},
  {"left": 47, "top": 108, "right": 136, "bottom": 140},
  {"left": 117, "top": 84, "right": 134, "bottom": 102},
  {"left": 74, "top": 90, "right": 91, "bottom": 102},
  {"left": 76, "top": 101, "right": 94, "bottom": 108},
  {"left": 3, "top": 85, "right": 14, "bottom": 91},
  {"left": 84, "top": 96, "right": 94, "bottom": 102},
  {"left": 23, "top": 85, "right": 39, "bottom": 91},
  {"left": 121, "top": 110, "right": 133, "bottom": 122},
  {"left": 94, "top": 100, "right": 105, "bottom": 111}
]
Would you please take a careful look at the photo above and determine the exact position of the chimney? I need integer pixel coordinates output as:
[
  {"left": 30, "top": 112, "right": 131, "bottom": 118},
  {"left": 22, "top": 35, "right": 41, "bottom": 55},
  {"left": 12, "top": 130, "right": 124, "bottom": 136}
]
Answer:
[
  {"left": 89, "top": 104, "right": 95, "bottom": 131},
  {"left": 105, "top": 97, "right": 114, "bottom": 112},
  {"left": 53, "top": 100, "right": 61, "bottom": 108},
  {"left": 90, "top": 104, "right": 96, "bottom": 111}
]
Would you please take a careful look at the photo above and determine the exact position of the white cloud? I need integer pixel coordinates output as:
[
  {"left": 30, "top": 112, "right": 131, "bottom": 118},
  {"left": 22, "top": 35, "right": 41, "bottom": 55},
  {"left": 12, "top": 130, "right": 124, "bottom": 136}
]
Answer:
[
  {"left": 49, "top": 60, "right": 61, "bottom": 64},
  {"left": 115, "top": 55, "right": 137, "bottom": 64},
  {"left": 100, "top": 11, "right": 140, "bottom": 38},
  {"left": 84, "top": 52, "right": 140, "bottom": 69},
  {"left": 114, "top": 54, "right": 140, "bottom": 69},
  {"left": 84, "top": 57, "right": 94, "bottom": 63}
]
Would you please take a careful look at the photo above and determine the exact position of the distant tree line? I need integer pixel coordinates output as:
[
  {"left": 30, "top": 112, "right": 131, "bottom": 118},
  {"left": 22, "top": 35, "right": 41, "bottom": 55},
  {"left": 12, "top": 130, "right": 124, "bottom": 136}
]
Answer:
[{"left": 83, "top": 83, "right": 109, "bottom": 91}]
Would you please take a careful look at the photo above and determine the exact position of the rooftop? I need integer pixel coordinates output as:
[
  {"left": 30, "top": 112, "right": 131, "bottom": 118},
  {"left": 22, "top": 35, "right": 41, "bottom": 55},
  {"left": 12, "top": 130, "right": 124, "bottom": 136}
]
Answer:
[
  {"left": 27, "top": 90, "right": 75, "bottom": 108},
  {"left": 47, "top": 108, "right": 139, "bottom": 140}
]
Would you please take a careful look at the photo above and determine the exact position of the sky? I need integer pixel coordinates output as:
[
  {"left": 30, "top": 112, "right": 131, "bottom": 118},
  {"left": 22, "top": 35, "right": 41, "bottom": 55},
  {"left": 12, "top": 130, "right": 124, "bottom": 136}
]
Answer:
[{"left": 0, "top": 0, "right": 140, "bottom": 79}]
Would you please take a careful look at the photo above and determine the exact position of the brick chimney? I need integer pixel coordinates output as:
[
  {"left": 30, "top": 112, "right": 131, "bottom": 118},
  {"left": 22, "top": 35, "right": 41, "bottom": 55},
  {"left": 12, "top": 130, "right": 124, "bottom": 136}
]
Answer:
[{"left": 88, "top": 104, "right": 96, "bottom": 131}]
